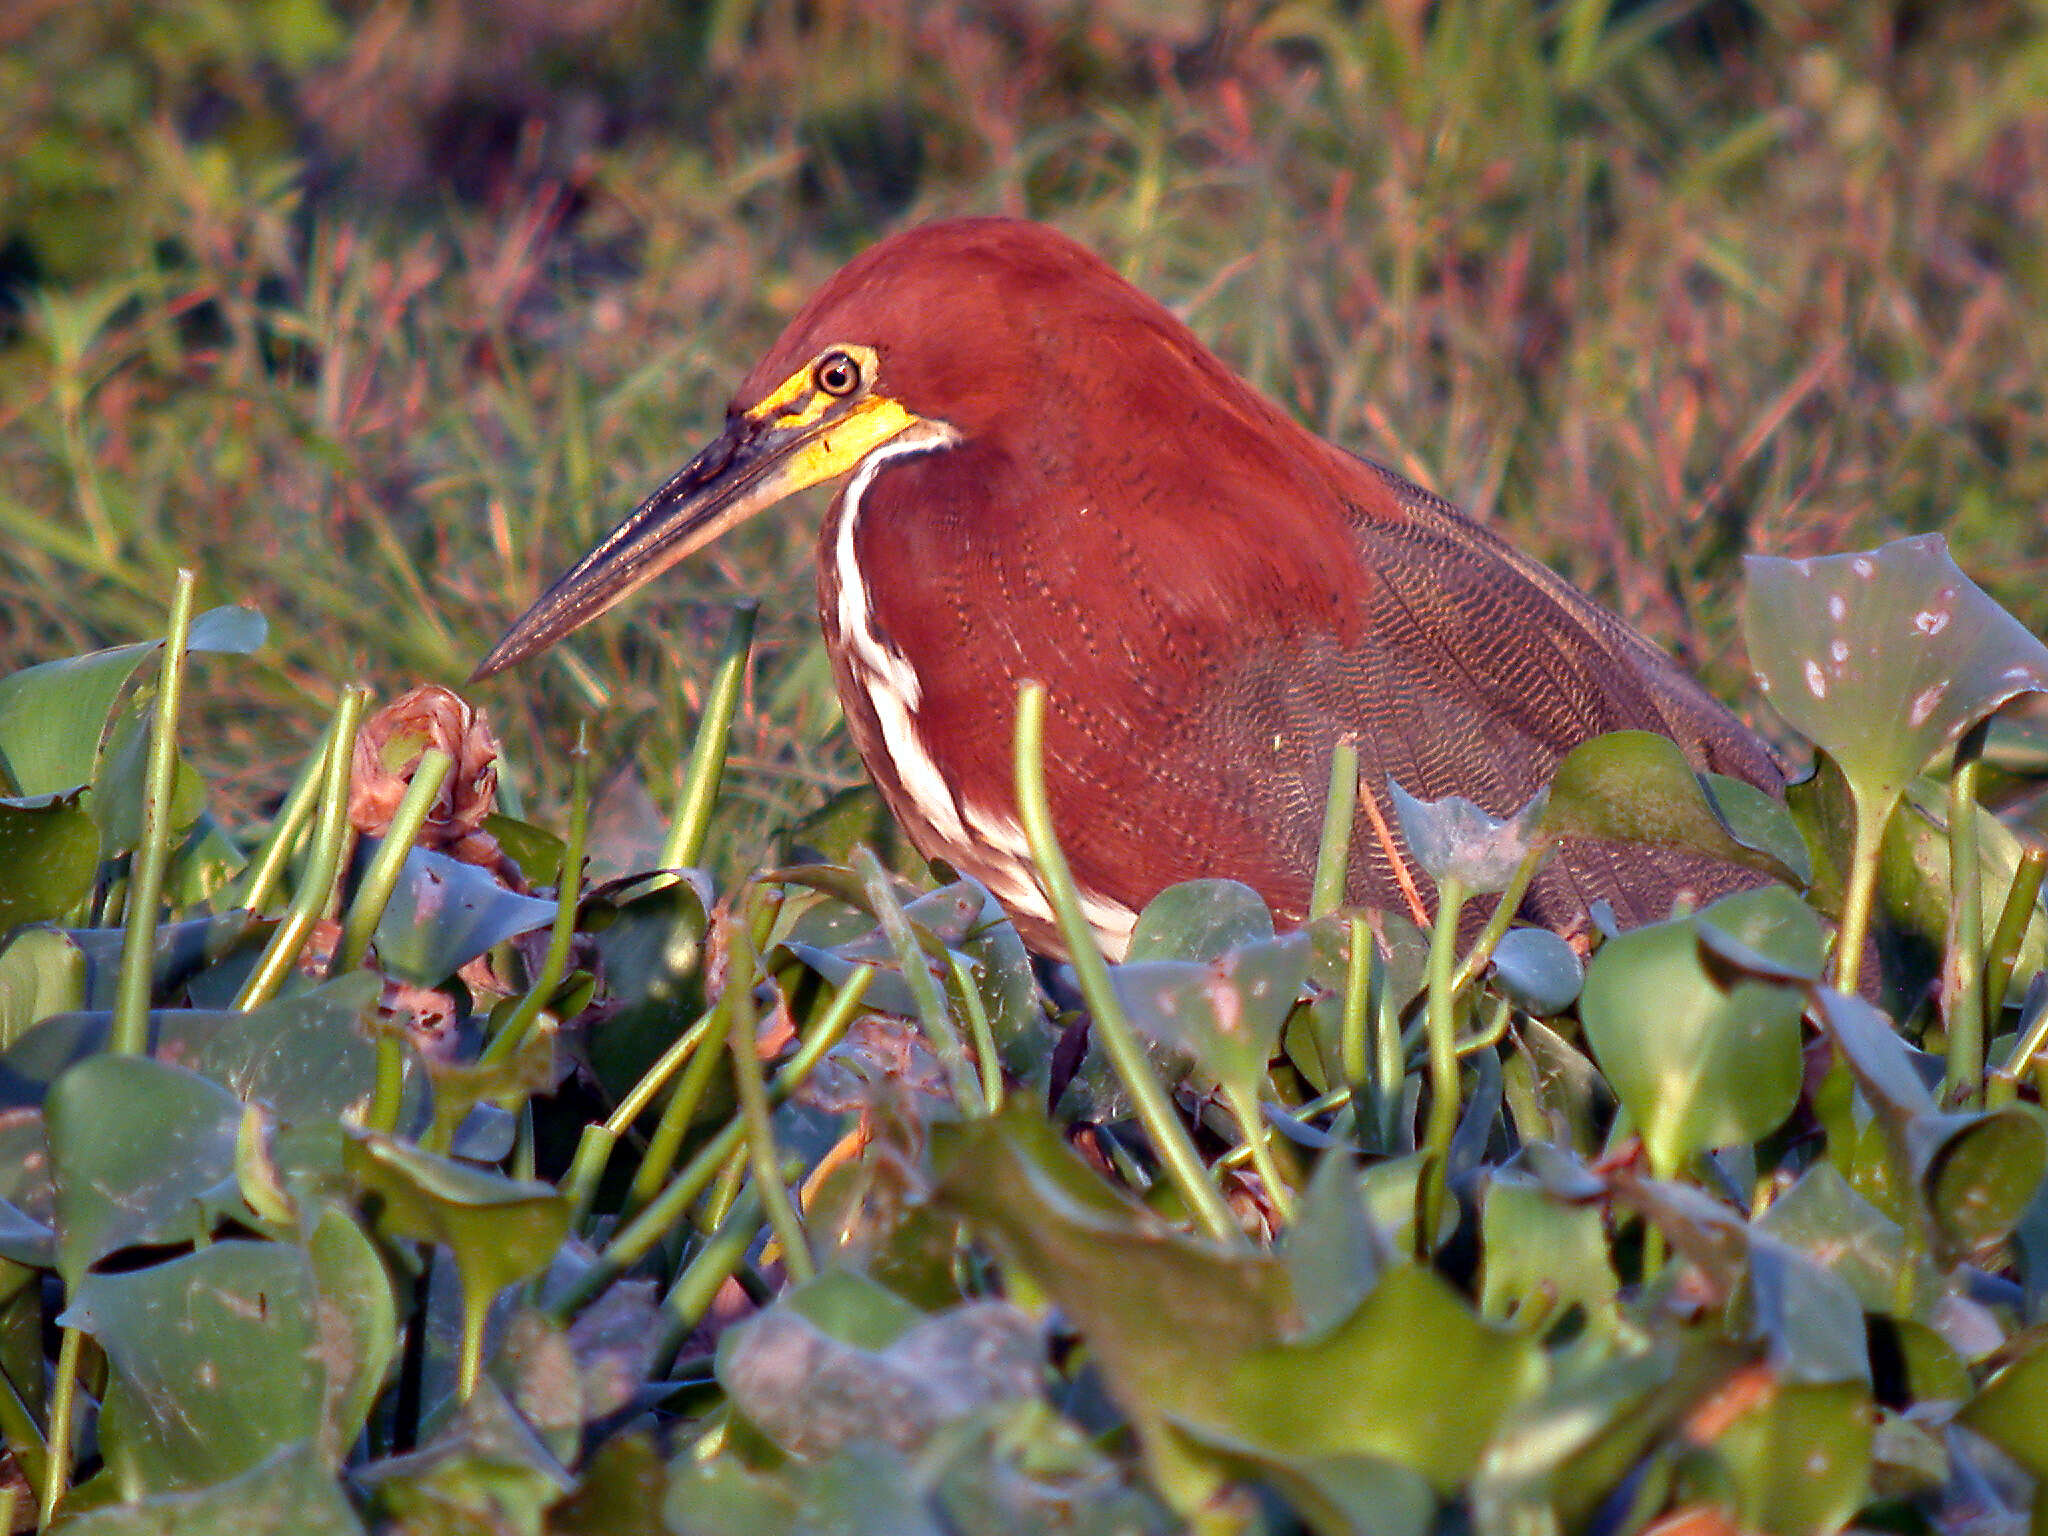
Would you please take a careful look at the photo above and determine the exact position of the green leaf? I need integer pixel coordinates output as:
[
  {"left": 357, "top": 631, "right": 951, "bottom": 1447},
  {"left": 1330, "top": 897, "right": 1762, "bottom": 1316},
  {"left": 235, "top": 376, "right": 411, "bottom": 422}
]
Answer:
[
  {"left": 304, "top": 1205, "right": 399, "bottom": 1460},
  {"left": 1544, "top": 730, "right": 1807, "bottom": 885},
  {"left": 48, "top": 1442, "right": 362, "bottom": 1535},
  {"left": 1961, "top": 1334, "right": 2048, "bottom": 1482},
  {"left": 1195, "top": 1263, "right": 1549, "bottom": 1494},
  {"left": 0, "top": 791, "right": 99, "bottom": 928},
  {"left": 1126, "top": 880, "right": 1275, "bottom": 962},
  {"left": 1691, "top": 1379, "right": 1872, "bottom": 1536},
  {"left": 1479, "top": 1163, "right": 1619, "bottom": 1331},
  {"left": 370, "top": 844, "right": 559, "bottom": 987},
  {"left": 0, "top": 607, "right": 264, "bottom": 798},
  {"left": 1108, "top": 931, "right": 1310, "bottom": 1093},
  {"left": 1756, "top": 1162, "right": 1941, "bottom": 1321},
  {"left": 1486, "top": 927, "right": 1582, "bottom": 1015},
  {"left": 1744, "top": 535, "right": 2048, "bottom": 814},
  {"left": 47, "top": 1055, "right": 243, "bottom": 1286},
  {"left": 0, "top": 926, "right": 87, "bottom": 1048},
  {"left": 1580, "top": 886, "right": 1822, "bottom": 1175},
  {"left": 343, "top": 1128, "right": 567, "bottom": 1387},
  {"left": 1911, "top": 1104, "right": 2048, "bottom": 1259},
  {"left": 89, "top": 694, "right": 208, "bottom": 859},
  {"left": 63, "top": 1242, "right": 327, "bottom": 1493}
]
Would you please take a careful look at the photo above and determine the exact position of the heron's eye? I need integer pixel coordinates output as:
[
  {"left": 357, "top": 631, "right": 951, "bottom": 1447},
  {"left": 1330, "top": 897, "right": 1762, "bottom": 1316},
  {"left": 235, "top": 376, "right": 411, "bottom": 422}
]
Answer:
[{"left": 813, "top": 350, "right": 862, "bottom": 397}]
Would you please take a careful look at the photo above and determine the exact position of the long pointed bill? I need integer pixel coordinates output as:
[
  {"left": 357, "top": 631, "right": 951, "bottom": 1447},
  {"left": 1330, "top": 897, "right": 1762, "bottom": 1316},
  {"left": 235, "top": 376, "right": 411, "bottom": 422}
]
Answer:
[{"left": 471, "top": 392, "right": 924, "bottom": 680}]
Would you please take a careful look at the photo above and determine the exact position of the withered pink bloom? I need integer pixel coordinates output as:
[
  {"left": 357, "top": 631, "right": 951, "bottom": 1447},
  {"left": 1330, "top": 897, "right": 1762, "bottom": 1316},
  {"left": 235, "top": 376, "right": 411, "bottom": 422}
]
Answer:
[{"left": 350, "top": 684, "right": 502, "bottom": 849}]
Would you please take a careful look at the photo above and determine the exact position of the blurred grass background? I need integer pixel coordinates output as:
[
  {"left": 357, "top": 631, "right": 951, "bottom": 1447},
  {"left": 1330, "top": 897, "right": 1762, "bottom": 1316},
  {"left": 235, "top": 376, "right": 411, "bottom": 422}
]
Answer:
[{"left": 2, "top": 0, "right": 2045, "bottom": 876}]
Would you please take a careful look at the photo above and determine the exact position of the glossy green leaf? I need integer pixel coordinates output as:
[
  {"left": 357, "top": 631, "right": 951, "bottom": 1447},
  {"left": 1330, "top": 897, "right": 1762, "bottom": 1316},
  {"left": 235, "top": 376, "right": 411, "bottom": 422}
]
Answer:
[
  {"left": 1960, "top": 1334, "right": 2048, "bottom": 1481},
  {"left": 1580, "top": 886, "right": 1822, "bottom": 1175},
  {"left": 90, "top": 694, "right": 208, "bottom": 859},
  {"left": 1911, "top": 1104, "right": 2048, "bottom": 1258},
  {"left": 1198, "top": 1263, "right": 1548, "bottom": 1494},
  {"left": 47, "top": 1055, "right": 243, "bottom": 1286},
  {"left": 304, "top": 1205, "right": 399, "bottom": 1460},
  {"left": 1745, "top": 1234, "right": 1871, "bottom": 1386},
  {"left": 1282, "top": 1153, "right": 1390, "bottom": 1340},
  {"left": 0, "top": 790, "right": 99, "bottom": 928},
  {"left": 1479, "top": 1164, "right": 1619, "bottom": 1330},
  {"left": 0, "top": 608, "right": 264, "bottom": 798},
  {"left": 64, "top": 1242, "right": 326, "bottom": 1493},
  {"left": 1108, "top": 931, "right": 1310, "bottom": 1092},
  {"left": 343, "top": 1128, "right": 567, "bottom": 1385},
  {"left": 49, "top": 1442, "right": 362, "bottom": 1535},
  {"left": 1756, "top": 1161, "right": 1941, "bottom": 1321},
  {"left": 0, "top": 925, "right": 86, "bottom": 1048},
  {"left": 1127, "top": 880, "right": 1275, "bottom": 962},
  {"left": 1487, "top": 927, "right": 1582, "bottom": 1015},
  {"left": 1544, "top": 730, "right": 1807, "bottom": 885},
  {"left": 370, "top": 843, "right": 559, "bottom": 987},
  {"left": 1744, "top": 536, "right": 2048, "bottom": 813},
  {"left": 1693, "top": 1379, "right": 1873, "bottom": 1536}
]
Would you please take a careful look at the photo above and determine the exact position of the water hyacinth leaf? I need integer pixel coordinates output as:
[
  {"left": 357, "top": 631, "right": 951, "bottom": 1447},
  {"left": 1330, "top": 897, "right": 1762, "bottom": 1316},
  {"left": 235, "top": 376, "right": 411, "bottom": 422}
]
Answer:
[
  {"left": 1199, "top": 1263, "right": 1548, "bottom": 1494},
  {"left": 305, "top": 1204, "right": 399, "bottom": 1459},
  {"left": 0, "top": 606, "right": 263, "bottom": 800},
  {"left": 0, "top": 790, "right": 98, "bottom": 928},
  {"left": 49, "top": 1442, "right": 363, "bottom": 1536},
  {"left": 371, "top": 843, "right": 559, "bottom": 987},
  {"left": 1479, "top": 1167, "right": 1619, "bottom": 1330},
  {"left": 665, "top": 1442, "right": 940, "bottom": 1536},
  {"left": 1743, "top": 536, "right": 2048, "bottom": 811},
  {"left": 1387, "top": 780, "right": 1545, "bottom": 893},
  {"left": 1879, "top": 783, "right": 2048, "bottom": 1002},
  {"left": 1283, "top": 1154, "right": 1391, "bottom": 1340},
  {"left": 932, "top": 1109, "right": 1293, "bottom": 1502},
  {"left": 928, "top": 1400, "right": 1175, "bottom": 1536},
  {"left": 164, "top": 973, "right": 383, "bottom": 1126},
  {"left": 483, "top": 811, "right": 565, "bottom": 888},
  {"left": 719, "top": 1295, "right": 1040, "bottom": 1460},
  {"left": 47, "top": 1054, "right": 243, "bottom": 1286},
  {"left": 0, "top": 1197, "right": 53, "bottom": 1268},
  {"left": 1910, "top": 1105, "right": 2048, "bottom": 1258},
  {"left": 1756, "top": 1162, "right": 1941, "bottom": 1320},
  {"left": 1808, "top": 989, "right": 1940, "bottom": 1129},
  {"left": 1544, "top": 731, "right": 1805, "bottom": 885},
  {"left": 954, "top": 893, "right": 1050, "bottom": 1089},
  {"left": 0, "top": 926, "right": 86, "bottom": 1047},
  {"left": 1960, "top": 1335, "right": 2048, "bottom": 1482},
  {"left": 1173, "top": 1430, "right": 1434, "bottom": 1536},
  {"left": 355, "top": 1377, "right": 573, "bottom": 1528},
  {"left": 90, "top": 693, "right": 209, "bottom": 859},
  {"left": 63, "top": 1241, "right": 326, "bottom": 1492},
  {"left": 1487, "top": 927, "right": 1582, "bottom": 1015},
  {"left": 66, "top": 911, "right": 262, "bottom": 1011},
  {"left": 1580, "top": 887, "right": 1822, "bottom": 1175},
  {"left": 1692, "top": 1377, "right": 1873, "bottom": 1536},
  {"left": 1745, "top": 1234, "right": 1871, "bottom": 1386},
  {"left": 1127, "top": 880, "right": 1275, "bottom": 963},
  {"left": 343, "top": 1127, "right": 568, "bottom": 1378},
  {"left": 1107, "top": 932, "right": 1310, "bottom": 1091}
]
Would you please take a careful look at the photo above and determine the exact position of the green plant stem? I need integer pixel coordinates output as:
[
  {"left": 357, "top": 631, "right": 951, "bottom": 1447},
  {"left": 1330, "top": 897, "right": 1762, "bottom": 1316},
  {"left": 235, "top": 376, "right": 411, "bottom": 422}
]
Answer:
[
  {"left": 38, "top": 1327, "right": 83, "bottom": 1526},
  {"left": 1012, "top": 682, "right": 1241, "bottom": 1247},
  {"left": 1832, "top": 787, "right": 1896, "bottom": 997},
  {"left": 552, "top": 966, "right": 871, "bottom": 1318},
  {"left": 1419, "top": 875, "right": 1468, "bottom": 1253},
  {"left": 1944, "top": 728, "right": 1988, "bottom": 1106},
  {"left": 368, "top": 1027, "right": 406, "bottom": 1136},
  {"left": 653, "top": 1183, "right": 766, "bottom": 1368},
  {"left": 700, "top": 1143, "right": 750, "bottom": 1232},
  {"left": 336, "top": 748, "right": 452, "bottom": 973},
  {"left": 856, "top": 846, "right": 979, "bottom": 1112},
  {"left": 1340, "top": 913, "right": 1374, "bottom": 1087},
  {"left": 111, "top": 569, "right": 197, "bottom": 1055},
  {"left": 233, "top": 687, "right": 368, "bottom": 1011},
  {"left": 1310, "top": 738, "right": 1359, "bottom": 919},
  {"left": 1374, "top": 941, "right": 1406, "bottom": 1150},
  {"left": 659, "top": 601, "right": 757, "bottom": 874},
  {"left": 1218, "top": 1085, "right": 1353, "bottom": 1172},
  {"left": 626, "top": 1002, "right": 734, "bottom": 1214},
  {"left": 235, "top": 717, "right": 334, "bottom": 915},
  {"left": 1445, "top": 840, "right": 1550, "bottom": 998},
  {"left": 947, "top": 950, "right": 1005, "bottom": 1112},
  {"left": 1983, "top": 845, "right": 2047, "bottom": 1037},
  {"left": 482, "top": 724, "right": 590, "bottom": 1066},
  {"left": 1220, "top": 1079, "right": 1295, "bottom": 1221},
  {"left": 726, "top": 919, "right": 814, "bottom": 1283}
]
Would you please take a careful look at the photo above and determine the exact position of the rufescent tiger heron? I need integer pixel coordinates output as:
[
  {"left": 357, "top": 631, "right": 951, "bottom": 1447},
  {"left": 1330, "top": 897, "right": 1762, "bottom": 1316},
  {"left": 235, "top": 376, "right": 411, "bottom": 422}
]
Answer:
[{"left": 474, "top": 218, "right": 1782, "bottom": 958}]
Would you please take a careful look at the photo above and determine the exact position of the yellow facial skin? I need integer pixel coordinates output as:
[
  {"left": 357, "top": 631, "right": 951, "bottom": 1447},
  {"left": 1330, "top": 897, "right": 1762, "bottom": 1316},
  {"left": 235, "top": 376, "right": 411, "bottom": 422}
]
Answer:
[{"left": 471, "top": 344, "right": 935, "bottom": 680}]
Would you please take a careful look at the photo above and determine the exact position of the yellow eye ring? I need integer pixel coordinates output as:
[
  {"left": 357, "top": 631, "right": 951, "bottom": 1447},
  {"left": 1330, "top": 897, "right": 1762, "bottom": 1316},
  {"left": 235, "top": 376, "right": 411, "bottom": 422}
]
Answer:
[{"left": 813, "top": 350, "right": 862, "bottom": 397}]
